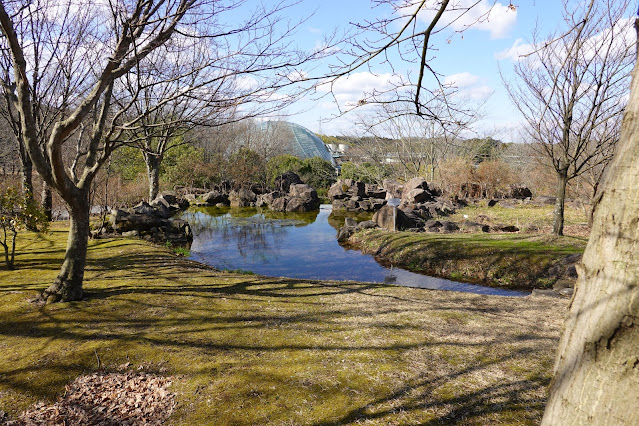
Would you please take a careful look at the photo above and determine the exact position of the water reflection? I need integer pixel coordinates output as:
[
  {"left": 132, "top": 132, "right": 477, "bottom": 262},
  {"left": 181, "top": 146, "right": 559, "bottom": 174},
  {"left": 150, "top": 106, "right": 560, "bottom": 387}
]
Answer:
[{"left": 181, "top": 205, "right": 527, "bottom": 297}]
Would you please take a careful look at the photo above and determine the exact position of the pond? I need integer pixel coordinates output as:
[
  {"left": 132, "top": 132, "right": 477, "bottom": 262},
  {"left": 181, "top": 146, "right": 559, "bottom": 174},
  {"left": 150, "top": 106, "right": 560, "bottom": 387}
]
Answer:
[{"left": 180, "top": 205, "right": 527, "bottom": 297}]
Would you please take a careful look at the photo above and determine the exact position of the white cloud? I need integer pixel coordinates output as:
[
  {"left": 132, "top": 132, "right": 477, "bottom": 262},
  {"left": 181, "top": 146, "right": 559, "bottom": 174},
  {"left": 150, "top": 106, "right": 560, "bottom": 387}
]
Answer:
[
  {"left": 495, "top": 38, "right": 534, "bottom": 61},
  {"left": 444, "top": 72, "right": 479, "bottom": 88},
  {"left": 414, "top": 0, "right": 517, "bottom": 39},
  {"left": 444, "top": 72, "right": 492, "bottom": 101},
  {"left": 317, "top": 72, "right": 404, "bottom": 108}
]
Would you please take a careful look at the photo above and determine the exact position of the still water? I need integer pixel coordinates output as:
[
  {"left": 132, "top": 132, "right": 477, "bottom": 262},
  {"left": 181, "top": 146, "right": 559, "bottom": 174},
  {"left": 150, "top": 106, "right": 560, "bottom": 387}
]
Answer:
[{"left": 181, "top": 205, "right": 527, "bottom": 297}]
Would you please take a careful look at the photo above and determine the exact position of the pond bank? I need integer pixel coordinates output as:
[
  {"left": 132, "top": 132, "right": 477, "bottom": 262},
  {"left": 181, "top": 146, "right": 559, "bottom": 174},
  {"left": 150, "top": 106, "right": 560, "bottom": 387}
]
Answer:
[{"left": 349, "top": 229, "right": 587, "bottom": 291}]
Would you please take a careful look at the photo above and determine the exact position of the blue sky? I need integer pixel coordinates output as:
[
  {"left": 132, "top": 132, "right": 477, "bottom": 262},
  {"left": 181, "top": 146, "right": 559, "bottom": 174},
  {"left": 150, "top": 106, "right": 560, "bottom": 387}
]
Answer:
[{"left": 244, "top": 1, "right": 617, "bottom": 140}]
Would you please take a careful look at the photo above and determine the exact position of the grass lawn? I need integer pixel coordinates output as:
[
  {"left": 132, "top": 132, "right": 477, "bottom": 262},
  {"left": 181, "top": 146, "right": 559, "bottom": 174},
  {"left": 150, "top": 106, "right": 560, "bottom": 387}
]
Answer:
[{"left": 0, "top": 223, "right": 568, "bottom": 425}]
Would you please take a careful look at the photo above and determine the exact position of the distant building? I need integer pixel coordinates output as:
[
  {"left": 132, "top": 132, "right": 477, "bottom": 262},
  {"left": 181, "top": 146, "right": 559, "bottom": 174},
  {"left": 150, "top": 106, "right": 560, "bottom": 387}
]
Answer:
[{"left": 258, "top": 121, "right": 336, "bottom": 166}]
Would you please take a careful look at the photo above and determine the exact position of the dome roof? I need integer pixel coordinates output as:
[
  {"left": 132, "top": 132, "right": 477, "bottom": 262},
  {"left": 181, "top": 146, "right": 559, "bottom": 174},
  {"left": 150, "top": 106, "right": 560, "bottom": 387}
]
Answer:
[{"left": 258, "top": 121, "right": 335, "bottom": 165}]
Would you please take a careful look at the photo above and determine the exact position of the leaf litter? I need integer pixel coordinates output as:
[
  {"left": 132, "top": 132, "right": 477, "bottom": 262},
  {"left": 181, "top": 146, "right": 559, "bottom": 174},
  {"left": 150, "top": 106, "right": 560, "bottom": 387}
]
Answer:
[{"left": 2, "top": 370, "right": 175, "bottom": 425}]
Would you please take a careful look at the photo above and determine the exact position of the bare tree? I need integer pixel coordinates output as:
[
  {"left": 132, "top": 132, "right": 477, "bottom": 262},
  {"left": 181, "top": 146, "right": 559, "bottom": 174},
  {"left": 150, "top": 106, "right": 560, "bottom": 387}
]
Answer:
[
  {"left": 541, "top": 12, "right": 639, "bottom": 425},
  {"left": 353, "top": 102, "right": 475, "bottom": 182},
  {"left": 0, "top": 0, "right": 335, "bottom": 302},
  {"left": 504, "top": 0, "right": 633, "bottom": 235}
]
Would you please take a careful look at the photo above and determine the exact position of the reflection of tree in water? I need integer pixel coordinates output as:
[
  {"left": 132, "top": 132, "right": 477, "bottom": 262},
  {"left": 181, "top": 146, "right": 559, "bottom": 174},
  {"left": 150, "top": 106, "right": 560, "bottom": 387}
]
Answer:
[
  {"left": 180, "top": 208, "right": 319, "bottom": 261},
  {"left": 327, "top": 211, "right": 373, "bottom": 231}
]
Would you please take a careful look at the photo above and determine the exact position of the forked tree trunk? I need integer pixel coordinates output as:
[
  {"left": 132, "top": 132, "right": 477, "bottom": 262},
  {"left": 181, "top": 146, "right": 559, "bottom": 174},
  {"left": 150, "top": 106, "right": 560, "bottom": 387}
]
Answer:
[
  {"left": 39, "top": 195, "right": 90, "bottom": 302},
  {"left": 542, "top": 22, "right": 639, "bottom": 424},
  {"left": 552, "top": 166, "right": 568, "bottom": 236}
]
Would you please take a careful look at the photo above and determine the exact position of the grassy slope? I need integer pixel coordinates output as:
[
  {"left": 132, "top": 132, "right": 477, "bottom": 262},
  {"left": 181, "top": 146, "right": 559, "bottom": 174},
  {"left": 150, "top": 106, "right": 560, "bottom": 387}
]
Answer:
[
  {"left": 0, "top": 224, "right": 568, "bottom": 425},
  {"left": 351, "top": 230, "right": 586, "bottom": 289},
  {"left": 349, "top": 203, "right": 588, "bottom": 290}
]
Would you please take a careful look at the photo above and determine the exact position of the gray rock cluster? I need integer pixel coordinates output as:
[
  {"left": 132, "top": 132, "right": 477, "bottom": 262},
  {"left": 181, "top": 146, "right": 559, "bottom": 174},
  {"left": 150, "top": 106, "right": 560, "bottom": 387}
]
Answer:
[
  {"left": 333, "top": 176, "right": 523, "bottom": 239},
  {"left": 185, "top": 172, "right": 320, "bottom": 212},
  {"left": 104, "top": 193, "right": 192, "bottom": 244},
  {"left": 328, "top": 179, "right": 386, "bottom": 212}
]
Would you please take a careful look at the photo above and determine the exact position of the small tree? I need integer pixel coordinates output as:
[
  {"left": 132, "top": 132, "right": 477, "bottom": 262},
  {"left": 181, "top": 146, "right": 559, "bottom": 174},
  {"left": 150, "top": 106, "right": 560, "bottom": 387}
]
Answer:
[
  {"left": 0, "top": 187, "right": 47, "bottom": 269},
  {"left": 503, "top": 0, "right": 633, "bottom": 235}
]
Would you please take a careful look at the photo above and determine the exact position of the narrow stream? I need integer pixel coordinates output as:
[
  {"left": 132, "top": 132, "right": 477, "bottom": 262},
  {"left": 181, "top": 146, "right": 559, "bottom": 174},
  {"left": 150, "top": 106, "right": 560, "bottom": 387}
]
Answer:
[{"left": 180, "top": 205, "right": 527, "bottom": 297}]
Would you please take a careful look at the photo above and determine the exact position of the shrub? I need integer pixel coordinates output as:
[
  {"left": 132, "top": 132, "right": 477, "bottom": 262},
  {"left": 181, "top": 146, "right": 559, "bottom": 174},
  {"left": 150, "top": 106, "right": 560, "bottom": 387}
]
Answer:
[{"left": 0, "top": 187, "right": 48, "bottom": 270}]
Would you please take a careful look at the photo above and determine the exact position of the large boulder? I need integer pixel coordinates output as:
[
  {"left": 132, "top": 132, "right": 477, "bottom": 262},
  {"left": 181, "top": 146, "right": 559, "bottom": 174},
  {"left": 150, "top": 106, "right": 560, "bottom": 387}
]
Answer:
[
  {"left": 229, "top": 188, "right": 257, "bottom": 208},
  {"left": 200, "top": 190, "right": 229, "bottom": 206},
  {"left": 364, "top": 184, "right": 386, "bottom": 199},
  {"left": 402, "top": 188, "right": 433, "bottom": 205},
  {"left": 270, "top": 197, "right": 289, "bottom": 212},
  {"left": 274, "top": 172, "right": 303, "bottom": 193},
  {"left": 382, "top": 179, "right": 403, "bottom": 199},
  {"left": 372, "top": 205, "right": 412, "bottom": 231},
  {"left": 403, "top": 177, "right": 429, "bottom": 192},
  {"left": 287, "top": 184, "right": 320, "bottom": 211},
  {"left": 256, "top": 191, "right": 282, "bottom": 207}
]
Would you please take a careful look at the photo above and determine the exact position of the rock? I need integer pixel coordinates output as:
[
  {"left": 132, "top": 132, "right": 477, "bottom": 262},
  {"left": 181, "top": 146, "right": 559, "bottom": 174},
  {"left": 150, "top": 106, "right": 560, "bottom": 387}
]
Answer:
[
  {"left": 356, "top": 220, "right": 377, "bottom": 230},
  {"left": 424, "top": 220, "right": 442, "bottom": 228},
  {"left": 553, "top": 279, "right": 573, "bottom": 291},
  {"left": 270, "top": 197, "right": 288, "bottom": 212},
  {"left": 403, "top": 177, "right": 429, "bottom": 192},
  {"left": 327, "top": 180, "right": 350, "bottom": 200},
  {"left": 289, "top": 183, "right": 316, "bottom": 200},
  {"left": 364, "top": 184, "right": 386, "bottom": 199},
  {"left": 509, "top": 185, "right": 533, "bottom": 199},
  {"left": 565, "top": 265, "right": 578, "bottom": 278},
  {"left": 336, "top": 226, "right": 356, "bottom": 242},
  {"left": 462, "top": 220, "right": 490, "bottom": 233},
  {"left": 256, "top": 191, "right": 282, "bottom": 207},
  {"left": 382, "top": 179, "right": 403, "bottom": 198},
  {"left": 132, "top": 201, "right": 157, "bottom": 216},
  {"left": 372, "top": 205, "right": 412, "bottom": 231},
  {"left": 122, "top": 230, "right": 140, "bottom": 237},
  {"left": 201, "top": 190, "right": 229, "bottom": 206},
  {"left": 287, "top": 184, "right": 320, "bottom": 211},
  {"left": 440, "top": 221, "right": 459, "bottom": 233},
  {"left": 229, "top": 188, "right": 257, "bottom": 208},
  {"left": 344, "top": 217, "right": 358, "bottom": 227},
  {"left": 275, "top": 171, "right": 303, "bottom": 193},
  {"left": 402, "top": 188, "right": 433, "bottom": 204},
  {"left": 493, "top": 225, "right": 519, "bottom": 233},
  {"left": 558, "top": 287, "right": 574, "bottom": 297}
]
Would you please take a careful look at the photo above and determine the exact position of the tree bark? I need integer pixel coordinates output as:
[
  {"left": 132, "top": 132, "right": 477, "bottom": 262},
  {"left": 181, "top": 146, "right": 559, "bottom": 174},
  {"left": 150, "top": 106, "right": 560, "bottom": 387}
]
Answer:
[
  {"left": 38, "top": 195, "right": 89, "bottom": 302},
  {"left": 542, "top": 20, "right": 639, "bottom": 425},
  {"left": 145, "top": 153, "right": 161, "bottom": 202},
  {"left": 41, "top": 181, "right": 52, "bottom": 221},
  {"left": 552, "top": 165, "right": 568, "bottom": 236}
]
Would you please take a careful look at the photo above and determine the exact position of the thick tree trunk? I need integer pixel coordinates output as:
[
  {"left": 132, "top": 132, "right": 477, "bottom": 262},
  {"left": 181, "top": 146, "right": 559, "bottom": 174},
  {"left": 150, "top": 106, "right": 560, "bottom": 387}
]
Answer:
[
  {"left": 145, "top": 154, "right": 161, "bottom": 202},
  {"left": 552, "top": 167, "right": 568, "bottom": 236},
  {"left": 39, "top": 196, "right": 90, "bottom": 303},
  {"left": 41, "top": 181, "right": 52, "bottom": 221},
  {"left": 542, "top": 24, "right": 639, "bottom": 424}
]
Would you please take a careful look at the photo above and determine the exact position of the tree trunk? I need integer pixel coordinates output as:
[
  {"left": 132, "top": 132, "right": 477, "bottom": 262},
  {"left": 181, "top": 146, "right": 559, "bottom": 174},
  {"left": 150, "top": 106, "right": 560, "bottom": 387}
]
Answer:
[
  {"left": 145, "top": 154, "right": 161, "bottom": 202},
  {"left": 41, "top": 181, "right": 52, "bottom": 221},
  {"left": 552, "top": 166, "right": 568, "bottom": 236},
  {"left": 542, "top": 22, "right": 639, "bottom": 424},
  {"left": 20, "top": 156, "right": 33, "bottom": 196},
  {"left": 39, "top": 195, "right": 89, "bottom": 302}
]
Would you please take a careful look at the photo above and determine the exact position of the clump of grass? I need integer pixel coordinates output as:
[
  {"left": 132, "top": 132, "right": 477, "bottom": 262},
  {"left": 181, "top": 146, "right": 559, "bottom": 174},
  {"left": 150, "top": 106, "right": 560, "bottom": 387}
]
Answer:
[{"left": 0, "top": 223, "right": 568, "bottom": 425}]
